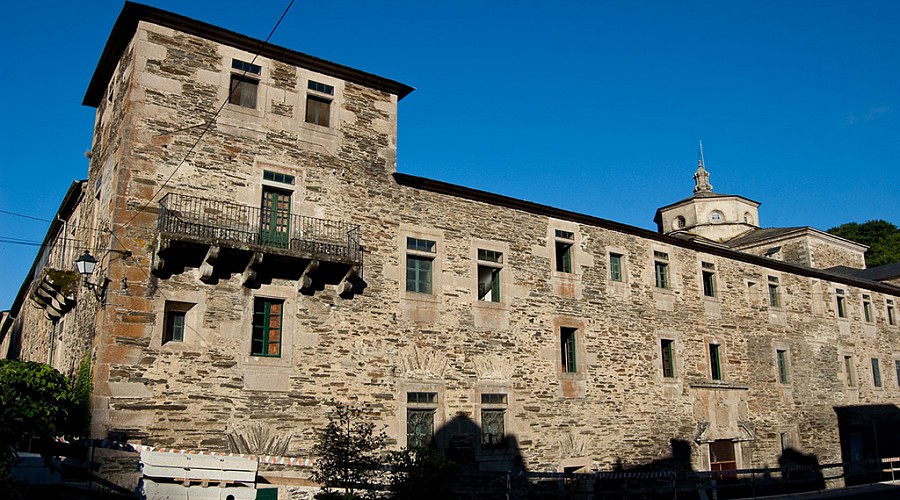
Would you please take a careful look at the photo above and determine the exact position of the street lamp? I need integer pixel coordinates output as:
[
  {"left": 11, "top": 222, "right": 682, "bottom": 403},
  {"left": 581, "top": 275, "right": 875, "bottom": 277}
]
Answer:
[{"left": 75, "top": 250, "right": 106, "bottom": 299}]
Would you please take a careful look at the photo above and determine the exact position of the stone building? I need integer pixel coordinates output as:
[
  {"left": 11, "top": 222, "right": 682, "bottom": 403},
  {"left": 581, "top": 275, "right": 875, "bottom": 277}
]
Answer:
[{"left": 3, "top": 1, "right": 900, "bottom": 488}]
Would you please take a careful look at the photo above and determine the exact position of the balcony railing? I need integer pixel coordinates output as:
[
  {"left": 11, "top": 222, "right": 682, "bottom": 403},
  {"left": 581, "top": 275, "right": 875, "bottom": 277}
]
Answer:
[{"left": 158, "top": 193, "right": 362, "bottom": 263}]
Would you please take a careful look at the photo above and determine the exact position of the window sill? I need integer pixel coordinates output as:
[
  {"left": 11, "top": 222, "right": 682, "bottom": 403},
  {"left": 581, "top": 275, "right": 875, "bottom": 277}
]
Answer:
[{"left": 402, "top": 291, "right": 441, "bottom": 304}]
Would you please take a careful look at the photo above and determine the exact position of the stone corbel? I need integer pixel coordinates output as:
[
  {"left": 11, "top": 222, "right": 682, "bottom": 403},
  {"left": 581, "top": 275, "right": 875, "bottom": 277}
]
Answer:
[
  {"left": 199, "top": 246, "right": 220, "bottom": 283},
  {"left": 243, "top": 252, "right": 264, "bottom": 287},
  {"left": 299, "top": 260, "right": 320, "bottom": 293},
  {"left": 151, "top": 238, "right": 171, "bottom": 275},
  {"left": 338, "top": 265, "right": 360, "bottom": 297}
]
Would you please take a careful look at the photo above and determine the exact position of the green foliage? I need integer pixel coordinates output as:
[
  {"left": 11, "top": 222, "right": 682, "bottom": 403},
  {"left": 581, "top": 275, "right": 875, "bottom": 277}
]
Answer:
[
  {"left": 827, "top": 220, "right": 900, "bottom": 267},
  {"left": 312, "top": 402, "right": 387, "bottom": 499},
  {"left": 0, "top": 360, "right": 75, "bottom": 462},
  {"left": 70, "top": 355, "right": 93, "bottom": 437},
  {"left": 388, "top": 446, "right": 458, "bottom": 500}
]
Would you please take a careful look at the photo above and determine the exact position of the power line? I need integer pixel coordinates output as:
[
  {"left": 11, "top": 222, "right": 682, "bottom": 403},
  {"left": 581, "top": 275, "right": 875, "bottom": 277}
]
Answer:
[{"left": 0, "top": 209, "right": 53, "bottom": 223}]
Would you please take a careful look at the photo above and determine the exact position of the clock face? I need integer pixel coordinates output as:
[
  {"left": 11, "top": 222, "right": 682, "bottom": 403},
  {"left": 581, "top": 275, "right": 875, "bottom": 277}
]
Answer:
[{"left": 710, "top": 210, "right": 724, "bottom": 223}]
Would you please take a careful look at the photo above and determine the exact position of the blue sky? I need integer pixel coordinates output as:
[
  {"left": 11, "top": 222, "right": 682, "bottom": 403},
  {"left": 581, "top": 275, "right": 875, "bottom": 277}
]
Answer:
[{"left": 1, "top": 0, "right": 898, "bottom": 309}]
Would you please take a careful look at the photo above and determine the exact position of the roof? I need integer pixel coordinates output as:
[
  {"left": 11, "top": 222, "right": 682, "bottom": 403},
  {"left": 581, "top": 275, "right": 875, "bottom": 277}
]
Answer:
[
  {"left": 83, "top": 2, "right": 415, "bottom": 107},
  {"left": 393, "top": 172, "right": 900, "bottom": 297},
  {"left": 830, "top": 263, "right": 900, "bottom": 282},
  {"left": 724, "top": 227, "right": 806, "bottom": 247},
  {"left": 654, "top": 191, "right": 761, "bottom": 219}
]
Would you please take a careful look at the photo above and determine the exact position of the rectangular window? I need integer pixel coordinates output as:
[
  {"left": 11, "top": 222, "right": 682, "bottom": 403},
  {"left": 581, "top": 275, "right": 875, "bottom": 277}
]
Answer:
[
  {"left": 229, "top": 74, "right": 258, "bottom": 109},
  {"left": 862, "top": 294, "right": 873, "bottom": 322},
  {"left": 776, "top": 349, "right": 788, "bottom": 384},
  {"left": 263, "top": 170, "right": 295, "bottom": 185},
  {"left": 844, "top": 355, "right": 856, "bottom": 387},
  {"left": 406, "top": 237, "right": 436, "bottom": 294},
  {"left": 702, "top": 262, "right": 715, "bottom": 297},
  {"left": 836, "top": 289, "right": 846, "bottom": 318},
  {"left": 406, "top": 409, "right": 435, "bottom": 449},
  {"left": 895, "top": 360, "right": 900, "bottom": 388},
  {"left": 554, "top": 230, "right": 574, "bottom": 273},
  {"left": 407, "top": 392, "right": 437, "bottom": 404},
  {"left": 308, "top": 80, "right": 335, "bottom": 95},
  {"left": 251, "top": 298, "right": 283, "bottom": 357},
  {"left": 660, "top": 339, "right": 675, "bottom": 378},
  {"left": 232, "top": 58, "right": 262, "bottom": 75},
  {"left": 609, "top": 253, "right": 623, "bottom": 282},
  {"left": 888, "top": 299, "right": 896, "bottom": 326},
  {"left": 163, "top": 302, "right": 191, "bottom": 343},
  {"left": 477, "top": 249, "right": 502, "bottom": 302},
  {"left": 768, "top": 276, "right": 780, "bottom": 307},
  {"left": 260, "top": 187, "right": 291, "bottom": 248},
  {"left": 306, "top": 95, "right": 331, "bottom": 127},
  {"left": 709, "top": 344, "right": 722, "bottom": 381},
  {"left": 560, "top": 327, "right": 577, "bottom": 373},
  {"left": 480, "top": 393, "right": 507, "bottom": 446},
  {"left": 871, "top": 358, "right": 882, "bottom": 387},
  {"left": 654, "top": 251, "right": 669, "bottom": 289}
]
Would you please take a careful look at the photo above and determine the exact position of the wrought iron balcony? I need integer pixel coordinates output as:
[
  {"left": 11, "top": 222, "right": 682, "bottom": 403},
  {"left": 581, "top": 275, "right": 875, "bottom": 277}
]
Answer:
[{"left": 154, "top": 193, "right": 363, "bottom": 294}]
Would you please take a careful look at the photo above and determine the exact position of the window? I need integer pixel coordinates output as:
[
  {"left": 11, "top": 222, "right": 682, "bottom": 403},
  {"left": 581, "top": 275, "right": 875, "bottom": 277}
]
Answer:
[
  {"left": 229, "top": 74, "right": 258, "bottom": 109},
  {"left": 554, "top": 230, "right": 574, "bottom": 273},
  {"left": 232, "top": 59, "right": 262, "bottom": 75},
  {"left": 251, "top": 298, "right": 283, "bottom": 357},
  {"left": 406, "top": 237, "right": 436, "bottom": 294},
  {"left": 163, "top": 302, "right": 192, "bottom": 343},
  {"left": 609, "top": 253, "right": 623, "bottom": 282},
  {"left": 263, "top": 170, "right": 295, "bottom": 185},
  {"left": 895, "top": 360, "right": 900, "bottom": 388},
  {"left": 407, "top": 392, "right": 437, "bottom": 448},
  {"left": 306, "top": 95, "right": 331, "bottom": 127},
  {"left": 862, "top": 294, "right": 873, "bottom": 323},
  {"left": 776, "top": 349, "right": 788, "bottom": 384},
  {"left": 871, "top": 358, "right": 882, "bottom": 387},
  {"left": 768, "top": 276, "right": 780, "bottom": 307},
  {"left": 701, "top": 262, "right": 715, "bottom": 297},
  {"left": 660, "top": 339, "right": 675, "bottom": 378},
  {"left": 888, "top": 299, "right": 896, "bottom": 326},
  {"left": 476, "top": 249, "right": 502, "bottom": 302},
  {"left": 709, "top": 210, "right": 724, "bottom": 223},
  {"left": 673, "top": 216, "right": 686, "bottom": 230},
  {"left": 780, "top": 432, "right": 794, "bottom": 452},
  {"left": 836, "top": 289, "right": 847, "bottom": 318},
  {"left": 654, "top": 251, "right": 669, "bottom": 289},
  {"left": 307, "top": 80, "right": 334, "bottom": 95},
  {"left": 560, "top": 327, "right": 577, "bottom": 373},
  {"left": 480, "top": 393, "right": 507, "bottom": 446},
  {"left": 709, "top": 344, "right": 722, "bottom": 381},
  {"left": 844, "top": 355, "right": 856, "bottom": 387},
  {"left": 260, "top": 187, "right": 291, "bottom": 248}
]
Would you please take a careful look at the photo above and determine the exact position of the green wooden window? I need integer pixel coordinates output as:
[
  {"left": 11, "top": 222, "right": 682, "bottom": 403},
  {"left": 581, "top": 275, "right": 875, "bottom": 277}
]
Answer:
[
  {"left": 306, "top": 95, "right": 331, "bottom": 127},
  {"left": 164, "top": 309, "right": 185, "bottom": 343},
  {"left": 661, "top": 339, "right": 675, "bottom": 378},
  {"left": 776, "top": 349, "right": 788, "bottom": 384},
  {"left": 702, "top": 262, "right": 715, "bottom": 297},
  {"left": 609, "top": 253, "right": 623, "bottom": 282},
  {"left": 554, "top": 230, "right": 574, "bottom": 273},
  {"left": 477, "top": 249, "right": 502, "bottom": 303},
  {"left": 836, "top": 289, "right": 846, "bottom": 318},
  {"left": 252, "top": 298, "right": 283, "bottom": 357},
  {"left": 768, "top": 276, "right": 780, "bottom": 307},
  {"left": 405, "top": 237, "right": 437, "bottom": 295},
  {"left": 407, "top": 409, "right": 434, "bottom": 449},
  {"left": 709, "top": 344, "right": 722, "bottom": 381},
  {"left": 888, "top": 300, "right": 895, "bottom": 326},
  {"left": 654, "top": 261, "right": 669, "bottom": 289},
  {"left": 560, "top": 327, "right": 577, "bottom": 373},
  {"left": 260, "top": 187, "right": 291, "bottom": 248},
  {"left": 229, "top": 74, "right": 258, "bottom": 109},
  {"left": 862, "top": 295, "right": 873, "bottom": 323},
  {"left": 871, "top": 358, "right": 882, "bottom": 387}
]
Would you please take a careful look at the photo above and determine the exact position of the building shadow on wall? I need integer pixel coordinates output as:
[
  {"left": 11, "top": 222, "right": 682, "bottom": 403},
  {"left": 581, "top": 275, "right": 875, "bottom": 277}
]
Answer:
[
  {"left": 601, "top": 439, "right": 828, "bottom": 500},
  {"left": 431, "top": 412, "right": 528, "bottom": 500},
  {"left": 835, "top": 404, "right": 900, "bottom": 486}
]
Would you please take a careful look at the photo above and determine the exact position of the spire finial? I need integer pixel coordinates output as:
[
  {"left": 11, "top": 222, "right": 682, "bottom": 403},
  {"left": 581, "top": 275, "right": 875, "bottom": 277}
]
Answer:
[{"left": 693, "top": 141, "right": 713, "bottom": 193}]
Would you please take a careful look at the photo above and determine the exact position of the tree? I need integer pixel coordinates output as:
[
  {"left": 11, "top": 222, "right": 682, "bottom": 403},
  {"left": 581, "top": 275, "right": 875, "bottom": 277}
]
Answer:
[
  {"left": 387, "top": 446, "right": 458, "bottom": 500},
  {"left": 0, "top": 360, "right": 76, "bottom": 464},
  {"left": 311, "top": 402, "right": 387, "bottom": 499},
  {"left": 827, "top": 220, "right": 900, "bottom": 267}
]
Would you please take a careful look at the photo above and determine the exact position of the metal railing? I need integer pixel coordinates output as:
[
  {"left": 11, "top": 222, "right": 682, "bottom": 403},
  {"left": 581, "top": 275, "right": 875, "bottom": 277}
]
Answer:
[{"left": 158, "top": 193, "right": 362, "bottom": 262}]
